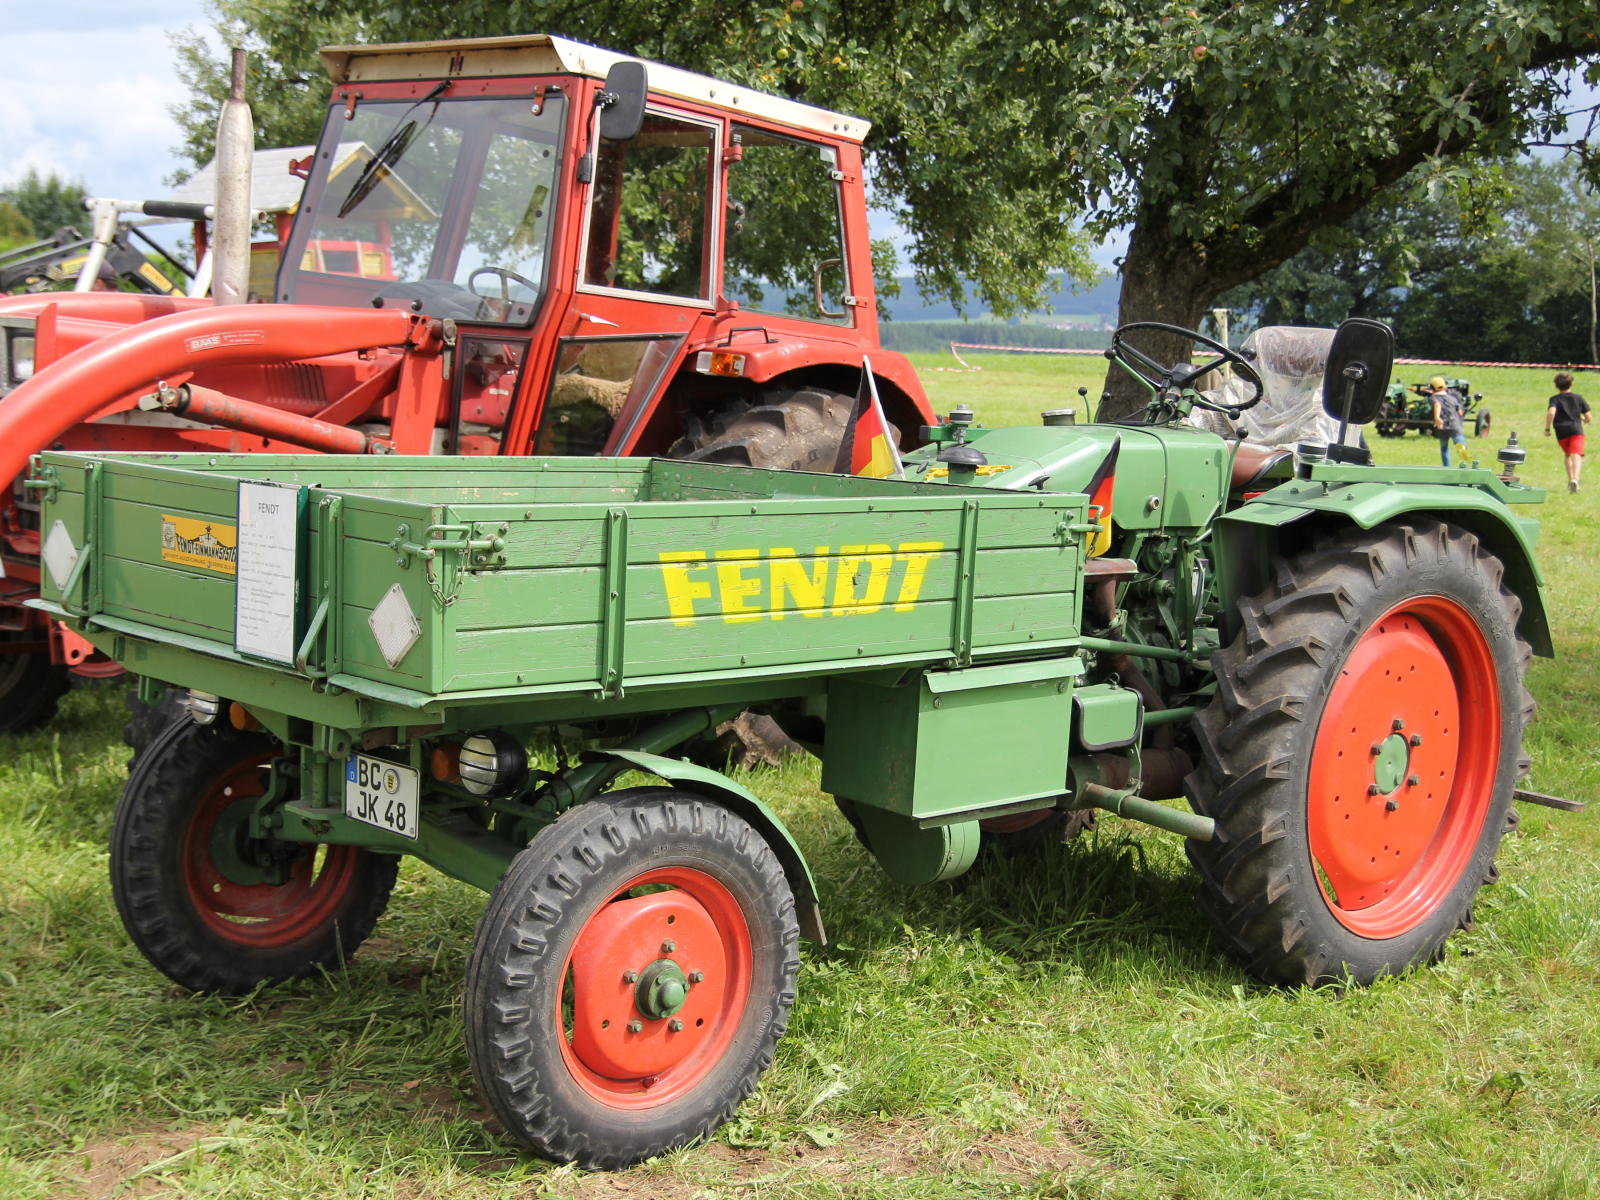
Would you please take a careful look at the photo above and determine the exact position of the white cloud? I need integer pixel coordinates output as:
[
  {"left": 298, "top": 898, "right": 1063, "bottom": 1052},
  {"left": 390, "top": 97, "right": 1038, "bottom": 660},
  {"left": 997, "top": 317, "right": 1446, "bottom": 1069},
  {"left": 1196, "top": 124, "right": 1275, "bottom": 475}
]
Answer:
[{"left": 0, "top": 1, "right": 212, "bottom": 205}]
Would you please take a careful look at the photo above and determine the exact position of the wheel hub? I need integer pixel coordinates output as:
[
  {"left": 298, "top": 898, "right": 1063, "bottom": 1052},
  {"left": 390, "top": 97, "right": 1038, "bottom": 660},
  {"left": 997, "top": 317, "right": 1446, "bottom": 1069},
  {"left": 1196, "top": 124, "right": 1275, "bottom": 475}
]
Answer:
[
  {"left": 568, "top": 889, "right": 726, "bottom": 1080},
  {"left": 1309, "top": 611, "right": 1465, "bottom": 913},
  {"left": 1371, "top": 731, "right": 1410, "bottom": 797}
]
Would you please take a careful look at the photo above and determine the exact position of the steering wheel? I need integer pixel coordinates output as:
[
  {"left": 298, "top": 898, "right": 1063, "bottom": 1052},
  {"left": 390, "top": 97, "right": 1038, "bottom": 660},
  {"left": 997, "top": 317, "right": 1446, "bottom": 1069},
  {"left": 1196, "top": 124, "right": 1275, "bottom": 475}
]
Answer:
[
  {"left": 1108, "top": 321, "right": 1264, "bottom": 417},
  {"left": 468, "top": 266, "right": 540, "bottom": 303}
]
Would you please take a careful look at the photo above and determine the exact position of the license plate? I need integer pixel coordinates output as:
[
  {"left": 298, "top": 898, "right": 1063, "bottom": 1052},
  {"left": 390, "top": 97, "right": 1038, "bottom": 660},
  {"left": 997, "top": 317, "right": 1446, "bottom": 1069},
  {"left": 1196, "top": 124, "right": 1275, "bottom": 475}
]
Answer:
[{"left": 344, "top": 754, "right": 420, "bottom": 839}]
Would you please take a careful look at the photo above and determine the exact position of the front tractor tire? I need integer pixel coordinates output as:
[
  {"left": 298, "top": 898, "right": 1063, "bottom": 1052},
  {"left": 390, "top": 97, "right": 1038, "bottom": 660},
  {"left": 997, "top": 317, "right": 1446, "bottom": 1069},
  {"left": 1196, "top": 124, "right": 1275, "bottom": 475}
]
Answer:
[
  {"left": 1186, "top": 520, "right": 1533, "bottom": 987},
  {"left": 110, "top": 719, "right": 398, "bottom": 995},
  {"left": 464, "top": 788, "right": 800, "bottom": 1170},
  {"left": 670, "top": 387, "right": 871, "bottom": 472}
]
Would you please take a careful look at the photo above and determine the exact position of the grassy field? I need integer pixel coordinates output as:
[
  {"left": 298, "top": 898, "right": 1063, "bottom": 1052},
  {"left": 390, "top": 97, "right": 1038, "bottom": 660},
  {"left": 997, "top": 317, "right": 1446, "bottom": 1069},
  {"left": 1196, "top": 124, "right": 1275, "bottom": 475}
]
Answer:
[{"left": 2, "top": 356, "right": 1597, "bottom": 1199}]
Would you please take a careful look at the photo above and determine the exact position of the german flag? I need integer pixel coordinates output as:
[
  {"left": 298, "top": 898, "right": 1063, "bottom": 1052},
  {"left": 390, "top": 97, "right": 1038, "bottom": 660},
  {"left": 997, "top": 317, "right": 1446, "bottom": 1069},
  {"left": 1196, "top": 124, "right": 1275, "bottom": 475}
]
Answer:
[
  {"left": 1084, "top": 437, "right": 1119, "bottom": 558},
  {"left": 832, "top": 357, "right": 904, "bottom": 479}
]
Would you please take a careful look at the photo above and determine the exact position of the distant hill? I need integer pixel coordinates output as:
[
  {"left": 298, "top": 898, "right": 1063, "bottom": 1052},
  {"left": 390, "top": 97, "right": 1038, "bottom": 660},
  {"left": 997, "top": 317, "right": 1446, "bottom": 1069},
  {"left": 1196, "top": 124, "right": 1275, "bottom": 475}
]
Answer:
[
  {"left": 877, "top": 322, "right": 1111, "bottom": 355},
  {"left": 880, "top": 273, "right": 1121, "bottom": 324}
]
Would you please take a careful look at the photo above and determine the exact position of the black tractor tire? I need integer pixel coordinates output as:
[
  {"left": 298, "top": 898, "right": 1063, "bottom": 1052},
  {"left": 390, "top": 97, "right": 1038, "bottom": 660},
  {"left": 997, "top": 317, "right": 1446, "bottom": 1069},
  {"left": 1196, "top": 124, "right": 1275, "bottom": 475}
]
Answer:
[
  {"left": 0, "top": 644, "right": 70, "bottom": 733},
  {"left": 1475, "top": 409, "right": 1491, "bottom": 438},
  {"left": 464, "top": 788, "right": 799, "bottom": 1170},
  {"left": 123, "top": 684, "right": 189, "bottom": 765},
  {"left": 111, "top": 718, "right": 398, "bottom": 995},
  {"left": 1185, "top": 519, "right": 1533, "bottom": 988},
  {"left": 669, "top": 386, "right": 886, "bottom": 473}
]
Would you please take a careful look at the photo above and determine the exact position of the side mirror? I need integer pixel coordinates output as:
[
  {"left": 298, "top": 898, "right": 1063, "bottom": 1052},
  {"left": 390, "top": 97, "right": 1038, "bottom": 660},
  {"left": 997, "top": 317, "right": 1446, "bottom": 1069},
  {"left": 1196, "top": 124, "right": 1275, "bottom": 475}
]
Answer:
[
  {"left": 598, "top": 61, "right": 648, "bottom": 141},
  {"left": 1321, "top": 317, "right": 1394, "bottom": 426}
]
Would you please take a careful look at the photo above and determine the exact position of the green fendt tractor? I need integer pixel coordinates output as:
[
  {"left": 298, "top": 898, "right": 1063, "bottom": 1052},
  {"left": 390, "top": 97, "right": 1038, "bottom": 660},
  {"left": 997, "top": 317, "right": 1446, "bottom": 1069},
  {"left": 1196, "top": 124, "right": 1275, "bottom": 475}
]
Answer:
[
  {"left": 30, "top": 318, "right": 1558, "bottom": 1168},
  {"left": 1376, "top": 376, "right": 1491, "bottom": 438}
]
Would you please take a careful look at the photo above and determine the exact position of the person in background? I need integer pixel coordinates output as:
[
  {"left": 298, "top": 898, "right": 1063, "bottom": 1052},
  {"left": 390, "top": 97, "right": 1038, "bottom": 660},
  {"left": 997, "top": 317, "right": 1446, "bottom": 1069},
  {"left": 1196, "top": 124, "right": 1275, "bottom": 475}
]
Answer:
[
  {"left": 1430, "top": 376, "right": 1467, "bottom": 467},
  {"left": 90, "top": 260, "right": 120, "bottom": 292},
  {"left": 1545, "top": 371, "right": 1591, "bottom": 493}
]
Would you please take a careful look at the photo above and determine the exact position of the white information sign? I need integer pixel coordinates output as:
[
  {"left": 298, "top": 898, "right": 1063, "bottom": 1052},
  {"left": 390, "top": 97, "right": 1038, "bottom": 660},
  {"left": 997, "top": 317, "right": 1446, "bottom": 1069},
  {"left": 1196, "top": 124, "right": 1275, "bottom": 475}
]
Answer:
[{"left": 234, "top": 480, "right": 301, "bottom": 664}]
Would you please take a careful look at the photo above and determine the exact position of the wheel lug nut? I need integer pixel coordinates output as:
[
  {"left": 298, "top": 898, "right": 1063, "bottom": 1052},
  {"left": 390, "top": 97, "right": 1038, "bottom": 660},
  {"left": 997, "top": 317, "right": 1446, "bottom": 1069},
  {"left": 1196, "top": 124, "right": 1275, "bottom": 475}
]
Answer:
[
  {"left": 688, "top": 970, "right": 704, "bottom": 983},
  {"left": 1368, "top": 784, "right": 1380, "bottom": 795},
  {"left": 623, "top": 969, "right": 639, "bottom": 984},
  {"left": 661, "top": 939, "right": 676, "bottom": 954},
  {"left": 1386, "top": 798, "right": 1399, "bottom": 812},
  {"left": 1392, "top": 718, "right": 1405, "bottom": 731},
  {"left": 668, "top": 1019, "right": 684, "bottom": 1032},
  {"left": 627, "top": 1020, "right": 643, "bottom": 1033},
  {"left": 1410, "top": 734, "right": 1423, "bottom": 747},
  {"left": 1370, "top": 743, "right": 1383, "bottom": 756},
  {"left": 1407, "top": 775, "right": 1420, "bottom": 787}
]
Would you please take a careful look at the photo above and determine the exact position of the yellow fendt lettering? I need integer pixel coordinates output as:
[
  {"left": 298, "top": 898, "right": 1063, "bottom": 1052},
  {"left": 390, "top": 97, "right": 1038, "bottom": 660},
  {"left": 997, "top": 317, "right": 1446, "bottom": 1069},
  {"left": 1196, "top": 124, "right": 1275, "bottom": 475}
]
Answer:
[
  {"left": 658, "top": 551, "right": 711, "bottom": 626},
  {"left": 715, "top": 549, "right": 763, "bottom": 624},
  {"left": 893, "top": 542, "right": 943, "bottom": 611},
  {"left": 832, "top": 545, "right": 894, "bottom": 615},
  {"left": 658, "top": 542, "right": 944, "bottom": 623},
  {"left": 769, "top": 547, "right": 829, "bottom": 619}
]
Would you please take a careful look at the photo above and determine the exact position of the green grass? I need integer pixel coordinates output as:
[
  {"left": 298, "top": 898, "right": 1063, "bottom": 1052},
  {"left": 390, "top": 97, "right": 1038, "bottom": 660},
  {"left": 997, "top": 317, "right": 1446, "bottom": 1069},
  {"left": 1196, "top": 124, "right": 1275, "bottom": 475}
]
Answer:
[{"left": 3, "top": 358, "right": 1598, "bottom": 1198}]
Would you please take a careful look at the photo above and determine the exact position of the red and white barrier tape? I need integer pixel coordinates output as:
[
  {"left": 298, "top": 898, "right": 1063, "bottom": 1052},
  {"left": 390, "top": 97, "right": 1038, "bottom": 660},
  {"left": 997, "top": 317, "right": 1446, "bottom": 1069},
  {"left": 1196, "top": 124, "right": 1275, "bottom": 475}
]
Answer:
[{"left": 928, "top": 342, "right": 1599, "bottom": 372}]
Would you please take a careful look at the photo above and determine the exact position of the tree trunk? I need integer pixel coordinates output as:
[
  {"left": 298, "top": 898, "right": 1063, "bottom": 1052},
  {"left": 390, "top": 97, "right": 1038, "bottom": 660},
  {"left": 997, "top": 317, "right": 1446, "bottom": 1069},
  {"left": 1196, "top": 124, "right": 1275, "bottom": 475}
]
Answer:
[{"left": 1099, "top": 213, "right": 1216, "bottom": 420}]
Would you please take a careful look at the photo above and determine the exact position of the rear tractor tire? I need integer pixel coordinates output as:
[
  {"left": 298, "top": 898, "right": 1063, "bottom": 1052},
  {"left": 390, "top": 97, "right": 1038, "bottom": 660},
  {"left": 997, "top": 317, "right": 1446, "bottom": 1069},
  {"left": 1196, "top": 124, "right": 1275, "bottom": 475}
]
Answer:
[
  {"left": 110, "top": 719, "right": 398, "bottom": 994},
  {"left": 464, "top": 788, "right": 799, "bottom": 1170},
  {"left": 670, "top": 387, "right": 889, "bottom": 473},
  {"left": 1185, "top": 519, "right": 1533, "bottom": 987},
  {"left": 0, "top": 642, "right": 70, "bottom": 733}
]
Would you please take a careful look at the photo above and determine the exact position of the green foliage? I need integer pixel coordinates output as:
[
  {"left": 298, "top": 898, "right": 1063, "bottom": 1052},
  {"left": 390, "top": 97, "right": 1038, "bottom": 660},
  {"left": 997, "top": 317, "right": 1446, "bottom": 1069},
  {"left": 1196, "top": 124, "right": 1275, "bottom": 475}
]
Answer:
[
  {"left": 0, "top": 169, "right": 86, "bottom": 240},
  {"left": 0, "top": 201, "right": 32, "bottom": 254},
  {"left": 168, "top": 0, "right": 358, "bottom": 177}
]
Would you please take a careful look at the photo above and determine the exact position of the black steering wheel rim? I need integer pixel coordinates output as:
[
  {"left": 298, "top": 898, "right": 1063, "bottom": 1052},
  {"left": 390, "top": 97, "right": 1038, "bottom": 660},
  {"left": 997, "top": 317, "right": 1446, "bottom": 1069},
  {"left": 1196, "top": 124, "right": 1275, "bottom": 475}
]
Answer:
[
  {"left": 468, "top": 265, "right": 540, "bottom": 302},
  {"left": 1110, "top": 321, "right": 1264, "bottom": 416}
]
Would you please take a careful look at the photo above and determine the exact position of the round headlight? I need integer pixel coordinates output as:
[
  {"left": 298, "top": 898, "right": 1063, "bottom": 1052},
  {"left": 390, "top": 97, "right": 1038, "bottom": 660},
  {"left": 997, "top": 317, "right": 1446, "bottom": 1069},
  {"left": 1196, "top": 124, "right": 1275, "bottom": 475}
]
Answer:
[{"left": 457, "top": 731, "right": 528, "bottom": 798}]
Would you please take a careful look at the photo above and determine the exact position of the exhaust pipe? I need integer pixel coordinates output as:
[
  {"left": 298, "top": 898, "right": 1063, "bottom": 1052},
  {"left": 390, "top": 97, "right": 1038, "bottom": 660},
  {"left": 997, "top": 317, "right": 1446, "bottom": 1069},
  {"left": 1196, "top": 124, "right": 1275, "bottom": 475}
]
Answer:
[{"left": 212, "top": 48, "right": 253, "bottom": 305}]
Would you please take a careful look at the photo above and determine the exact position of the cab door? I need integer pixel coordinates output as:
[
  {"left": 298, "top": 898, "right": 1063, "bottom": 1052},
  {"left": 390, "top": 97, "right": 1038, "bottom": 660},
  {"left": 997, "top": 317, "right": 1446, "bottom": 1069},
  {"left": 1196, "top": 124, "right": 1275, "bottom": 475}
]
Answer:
[{"left": 529, "top": 103, "right": 724, "bottom": 456}]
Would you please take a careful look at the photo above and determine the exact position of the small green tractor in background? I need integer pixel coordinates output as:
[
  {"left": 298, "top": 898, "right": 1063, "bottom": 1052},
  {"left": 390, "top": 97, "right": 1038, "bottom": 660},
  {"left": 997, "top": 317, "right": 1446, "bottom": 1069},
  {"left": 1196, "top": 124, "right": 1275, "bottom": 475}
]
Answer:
[
  {"left": 1376, "top": 376, "right": 1491, "bottom": 438},
  {"left": 27, "top": 317, "right": 1569, "bottom": 1169}
]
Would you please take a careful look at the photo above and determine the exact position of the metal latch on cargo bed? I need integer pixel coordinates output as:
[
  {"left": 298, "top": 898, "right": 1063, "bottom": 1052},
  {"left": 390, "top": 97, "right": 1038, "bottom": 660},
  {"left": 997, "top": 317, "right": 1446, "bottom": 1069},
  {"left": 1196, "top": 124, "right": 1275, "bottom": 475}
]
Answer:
[
  {"left": 388, "top": 522, "right": 508, "bottom": 568},
  {"left": 388, "top": 521, "right": 510, "bottom": 608}
]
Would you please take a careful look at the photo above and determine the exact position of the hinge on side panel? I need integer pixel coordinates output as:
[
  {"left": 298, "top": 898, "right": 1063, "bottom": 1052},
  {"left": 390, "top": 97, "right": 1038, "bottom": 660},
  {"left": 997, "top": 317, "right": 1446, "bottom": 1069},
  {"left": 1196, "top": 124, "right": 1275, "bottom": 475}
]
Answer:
[
  {"left": 843, "top": 295, "right": 865, "bottom": 308},
  {"left": 829, "top": 169, "right": 856, "bottom": 184}
]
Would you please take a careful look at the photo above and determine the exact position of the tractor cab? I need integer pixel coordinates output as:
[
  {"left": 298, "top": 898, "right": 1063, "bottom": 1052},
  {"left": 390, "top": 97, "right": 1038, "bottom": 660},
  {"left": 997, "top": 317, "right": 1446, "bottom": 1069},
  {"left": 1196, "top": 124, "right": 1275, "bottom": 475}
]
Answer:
[{"left": 270, "top": 34, "right": 920, "bottom": 460}]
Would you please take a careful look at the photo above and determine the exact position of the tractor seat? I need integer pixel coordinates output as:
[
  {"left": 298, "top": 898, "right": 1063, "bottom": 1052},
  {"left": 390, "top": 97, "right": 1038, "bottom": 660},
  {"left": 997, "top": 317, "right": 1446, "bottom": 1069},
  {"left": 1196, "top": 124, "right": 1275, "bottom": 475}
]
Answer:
[{"left": 1230, "top": 442, "right": 1291, "bottom": 491}]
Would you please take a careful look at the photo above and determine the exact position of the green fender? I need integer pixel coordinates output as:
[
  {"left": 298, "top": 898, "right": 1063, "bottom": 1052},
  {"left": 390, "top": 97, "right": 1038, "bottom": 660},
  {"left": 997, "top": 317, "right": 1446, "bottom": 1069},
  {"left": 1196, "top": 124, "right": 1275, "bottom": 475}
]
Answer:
[
  {"left": 1215, "top": 481, "right": 1552, "bottom": 657},
  {"left": 588, "top": 749, "right": 826, "bottom": 944}
]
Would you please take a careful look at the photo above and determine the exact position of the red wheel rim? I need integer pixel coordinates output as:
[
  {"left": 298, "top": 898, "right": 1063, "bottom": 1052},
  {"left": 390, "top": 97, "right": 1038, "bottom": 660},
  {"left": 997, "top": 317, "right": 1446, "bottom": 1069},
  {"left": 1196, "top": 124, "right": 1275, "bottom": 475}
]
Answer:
[
  {"left": 1308, "top": 598, "right": 1500, "bottom": 938},
  {"left": 558, "top": 868, "right": 753, "bottom": 1109},
  {"left": 181, "top": 751, "right": 363, "bottom": 948}
]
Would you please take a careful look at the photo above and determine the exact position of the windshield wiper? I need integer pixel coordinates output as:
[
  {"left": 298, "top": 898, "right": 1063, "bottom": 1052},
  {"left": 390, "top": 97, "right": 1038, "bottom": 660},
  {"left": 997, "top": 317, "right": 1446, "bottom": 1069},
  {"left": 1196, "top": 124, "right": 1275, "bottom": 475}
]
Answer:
[{"left": 337, "top": 79, "right": 451, "bottom": 219}]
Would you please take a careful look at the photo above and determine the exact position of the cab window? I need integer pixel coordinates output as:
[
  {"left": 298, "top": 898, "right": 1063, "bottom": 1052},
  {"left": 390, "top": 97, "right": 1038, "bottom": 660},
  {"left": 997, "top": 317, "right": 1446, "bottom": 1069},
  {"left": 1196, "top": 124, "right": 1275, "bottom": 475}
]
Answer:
[
  {"left": 583, "top": 114, "right": 717, "bottom": 301},
  {"left": 721, "top": 125, "right": 851, "bottom": 326}
]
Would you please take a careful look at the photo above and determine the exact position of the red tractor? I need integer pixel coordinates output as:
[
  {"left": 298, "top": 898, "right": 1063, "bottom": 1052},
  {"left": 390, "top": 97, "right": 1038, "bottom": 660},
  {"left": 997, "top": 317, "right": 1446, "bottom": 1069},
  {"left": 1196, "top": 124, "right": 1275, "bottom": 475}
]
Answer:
[{"left": 0, "top": 34, "right": 933, "bottom": 731}]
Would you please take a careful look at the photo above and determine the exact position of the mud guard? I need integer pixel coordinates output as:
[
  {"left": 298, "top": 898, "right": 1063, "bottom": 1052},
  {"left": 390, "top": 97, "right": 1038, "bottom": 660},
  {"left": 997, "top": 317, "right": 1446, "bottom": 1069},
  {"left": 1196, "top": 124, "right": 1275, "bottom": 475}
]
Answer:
[
  {"left": 586, "top": 748, "right": 826, "bottom": 944},
  {"left": 1214, "top": 487, "right": 1553, "bottom": 658}
]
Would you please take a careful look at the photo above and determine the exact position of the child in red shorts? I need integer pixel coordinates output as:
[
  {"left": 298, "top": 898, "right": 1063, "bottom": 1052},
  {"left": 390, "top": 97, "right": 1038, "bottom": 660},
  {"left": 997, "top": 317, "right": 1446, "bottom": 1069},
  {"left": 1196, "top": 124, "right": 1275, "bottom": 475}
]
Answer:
[{"left": 1546, "top": 372, "right": 1591, "bottom": 493}]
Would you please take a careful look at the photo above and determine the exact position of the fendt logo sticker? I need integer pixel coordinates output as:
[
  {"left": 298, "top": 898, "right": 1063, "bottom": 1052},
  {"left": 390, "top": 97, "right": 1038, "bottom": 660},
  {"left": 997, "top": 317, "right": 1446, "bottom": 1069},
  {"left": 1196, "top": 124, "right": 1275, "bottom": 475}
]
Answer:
[
  {"left": 160, "top": 514, "right": 238, "bottom": 575},
  {"left": 658, "top": 543, "right": 943, "bottom": 626}
]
